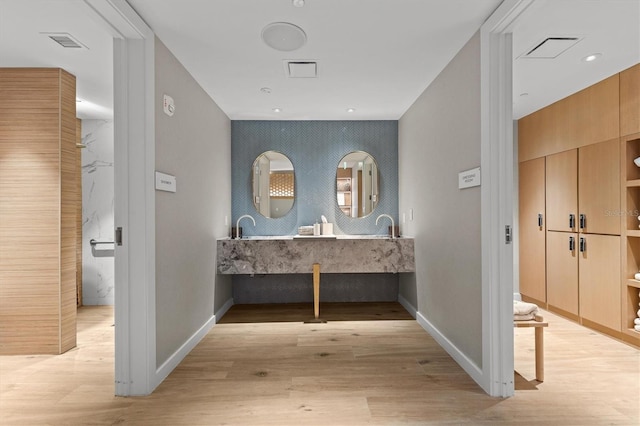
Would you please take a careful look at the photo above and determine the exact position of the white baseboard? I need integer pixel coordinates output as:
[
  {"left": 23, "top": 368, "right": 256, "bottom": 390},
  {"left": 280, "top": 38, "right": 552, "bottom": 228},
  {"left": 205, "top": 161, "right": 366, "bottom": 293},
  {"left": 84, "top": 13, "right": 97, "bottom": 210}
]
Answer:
[
  {"left": 154, "top": 313, "right": 216, "bottom": 387},
  {"left": 397, "top": 294, "right": 417, "bottom": 319},
  {"left": 215, "top": 297, "right": 234, "bottom": 323},
  {"left": 415, "top": 311, "right": 484, "bottom": 388}
]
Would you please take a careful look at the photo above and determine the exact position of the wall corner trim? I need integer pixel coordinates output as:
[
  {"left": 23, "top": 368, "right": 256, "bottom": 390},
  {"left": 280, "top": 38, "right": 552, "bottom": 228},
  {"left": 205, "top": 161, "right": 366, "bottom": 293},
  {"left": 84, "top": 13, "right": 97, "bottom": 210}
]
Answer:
[
  {"left": 215, "top": 298, "right": 234, "bottom": 324},
  {"left": 397, "top": 295, "right": 417, "bottom": 319}
]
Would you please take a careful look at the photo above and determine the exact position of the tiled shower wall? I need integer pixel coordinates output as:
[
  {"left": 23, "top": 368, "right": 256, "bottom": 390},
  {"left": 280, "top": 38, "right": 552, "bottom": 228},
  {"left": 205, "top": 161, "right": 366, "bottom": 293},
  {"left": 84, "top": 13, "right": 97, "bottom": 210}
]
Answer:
[{"left": 81, "top": 120, "right": 114, "bottom": 305}]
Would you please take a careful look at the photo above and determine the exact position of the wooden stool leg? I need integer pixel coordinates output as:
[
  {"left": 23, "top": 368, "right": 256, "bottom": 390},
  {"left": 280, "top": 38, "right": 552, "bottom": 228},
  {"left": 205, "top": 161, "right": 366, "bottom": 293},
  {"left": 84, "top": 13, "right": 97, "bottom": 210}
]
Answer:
[
  {"left": 313, "top": 263, "right": 320, "bottom": 319},
  {"left": 534, "top": 326, "right": 544, "bottom": 382}
]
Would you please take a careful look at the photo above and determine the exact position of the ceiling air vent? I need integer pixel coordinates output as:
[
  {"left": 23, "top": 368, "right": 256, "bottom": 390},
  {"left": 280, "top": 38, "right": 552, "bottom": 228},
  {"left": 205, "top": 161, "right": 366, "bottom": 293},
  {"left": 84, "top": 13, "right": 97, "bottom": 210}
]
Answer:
[
  {"left": 42, "top": 32, "right": 88, "bottom": 49},
  {"left": 286, "top": 61, "right": 317, "bottom": 78},
  {"left": 520, "top": 37, "right": 582, "bottom": 59}
]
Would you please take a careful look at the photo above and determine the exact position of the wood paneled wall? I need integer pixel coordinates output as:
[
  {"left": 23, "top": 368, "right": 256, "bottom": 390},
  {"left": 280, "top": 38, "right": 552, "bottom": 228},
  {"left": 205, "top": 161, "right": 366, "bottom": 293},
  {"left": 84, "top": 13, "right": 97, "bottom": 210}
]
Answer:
[
  {"left": 76, "top": 119, "right": 82, "bottom": 307},
  {"left": 519, "top": 73, "right": 620, "bottom": 162},
  {"left": 620, "top": 64, "right": 640, "bottom": 137},
  {"left": 0, "top": 68, "right": 77, "bottom": 355}
]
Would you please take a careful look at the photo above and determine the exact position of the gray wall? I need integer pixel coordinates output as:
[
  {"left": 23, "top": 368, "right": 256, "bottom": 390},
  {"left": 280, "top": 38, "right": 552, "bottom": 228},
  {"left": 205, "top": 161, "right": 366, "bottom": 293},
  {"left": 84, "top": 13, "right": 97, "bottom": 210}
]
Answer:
[
  {"left": 398, "top": 31, "right": 482, "bottom": 366},
  {"left": 155, "top": 38, "right": 231, "bottom": 367}
]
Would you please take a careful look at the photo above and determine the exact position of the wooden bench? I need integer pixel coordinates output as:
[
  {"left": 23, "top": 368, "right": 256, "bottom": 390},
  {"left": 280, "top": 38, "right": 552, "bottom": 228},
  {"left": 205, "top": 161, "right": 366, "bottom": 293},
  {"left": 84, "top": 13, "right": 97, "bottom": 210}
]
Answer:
[{"left": 514, "top": 314, "right": 548, "bottom": 382}]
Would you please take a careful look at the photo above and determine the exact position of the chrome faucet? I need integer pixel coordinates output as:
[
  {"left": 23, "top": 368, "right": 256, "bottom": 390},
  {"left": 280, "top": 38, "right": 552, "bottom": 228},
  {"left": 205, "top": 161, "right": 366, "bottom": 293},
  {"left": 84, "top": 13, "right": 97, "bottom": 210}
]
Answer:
[
  {"left": 376, "top": 214, "right": 395, "bottom": 239},
  {"left": 236, "top": 214, "right": 256, "bottom": 239}
]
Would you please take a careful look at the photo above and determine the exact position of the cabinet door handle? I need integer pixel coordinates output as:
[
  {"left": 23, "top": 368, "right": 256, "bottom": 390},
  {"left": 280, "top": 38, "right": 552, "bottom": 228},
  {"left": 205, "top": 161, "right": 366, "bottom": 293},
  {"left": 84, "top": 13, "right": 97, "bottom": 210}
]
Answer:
[
  {"left": 579, "top": 214, "right": 586, "bottom": 230},
  {"left": 569, "top": 236, "right": 575, "bottom": 251},
  {"left": 538, "top": 213, "right": 543, "bottom": 227},
  {"left": 579, "top": 237, "right": 586, "bottom": 252},
  {"left": 569, "top": 214, "right": 575, "bottom": 229}
]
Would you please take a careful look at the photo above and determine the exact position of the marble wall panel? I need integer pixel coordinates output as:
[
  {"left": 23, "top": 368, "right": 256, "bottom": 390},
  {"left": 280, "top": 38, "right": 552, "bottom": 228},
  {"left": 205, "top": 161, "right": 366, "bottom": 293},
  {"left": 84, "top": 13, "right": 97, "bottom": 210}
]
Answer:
[{"left": 81, "top": 120, "right": 114, "bottom": 305}]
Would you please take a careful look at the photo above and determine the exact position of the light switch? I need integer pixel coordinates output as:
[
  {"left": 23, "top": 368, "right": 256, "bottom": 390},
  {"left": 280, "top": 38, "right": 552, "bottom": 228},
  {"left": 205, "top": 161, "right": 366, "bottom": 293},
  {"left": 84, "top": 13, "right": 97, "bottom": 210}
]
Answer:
[{"left": 409, "top": 209, "right": 414, "bottom": 221}]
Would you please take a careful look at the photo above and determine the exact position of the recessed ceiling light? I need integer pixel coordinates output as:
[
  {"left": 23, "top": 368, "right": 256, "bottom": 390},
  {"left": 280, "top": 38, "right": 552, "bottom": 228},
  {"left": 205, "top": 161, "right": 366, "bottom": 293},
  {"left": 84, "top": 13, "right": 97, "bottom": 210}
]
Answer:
[
  {"left": 261, "top": 22, "right": 307, "bottom": 52},
  {"left": 260, "top": 87, "right": 272, "bottom": 94},
  {"left": 519, "top": 93, "right": 529, "bottom": 97},
  {"left": 346, "top": 108, "right": 355, "bottom": 113},
  {"left": 292, "top": 0, "right": 305, "bottom": 7},
  {"left": 273, "top": 108, "right": 282, "bottom": 113},
  {"left": 582, "top": 53, "right": 602, "bottom": 62}
]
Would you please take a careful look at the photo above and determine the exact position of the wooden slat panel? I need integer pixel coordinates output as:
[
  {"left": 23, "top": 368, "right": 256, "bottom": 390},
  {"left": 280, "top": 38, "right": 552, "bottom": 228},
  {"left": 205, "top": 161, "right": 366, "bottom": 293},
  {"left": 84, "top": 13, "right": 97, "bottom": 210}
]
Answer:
[
  {"left": 0, "top": 68, "right": 62, "bottom": 354},
  {"left": 76, "top": 119, "right": 82, "bottom": 308},
  {"left": 60, "top": 69, "right": 77, "bottom": 352},
  {"left": 620, "top": 63, "right": 640, "bottom": 137},
  {"left": 0, "top": 68, "right": 76, "bottom": 355}
]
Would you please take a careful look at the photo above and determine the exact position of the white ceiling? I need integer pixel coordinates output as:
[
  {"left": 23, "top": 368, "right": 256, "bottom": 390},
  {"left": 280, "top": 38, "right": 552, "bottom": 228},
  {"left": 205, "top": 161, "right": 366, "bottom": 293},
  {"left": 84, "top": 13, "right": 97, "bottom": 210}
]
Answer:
[{"left": 0, "top": 0, "right": 638, "bottom": 121}]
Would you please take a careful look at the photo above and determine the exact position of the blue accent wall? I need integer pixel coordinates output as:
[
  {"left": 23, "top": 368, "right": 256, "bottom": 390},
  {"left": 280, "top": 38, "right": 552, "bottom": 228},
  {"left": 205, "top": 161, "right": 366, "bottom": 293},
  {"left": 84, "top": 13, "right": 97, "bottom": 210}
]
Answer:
[{"left": 231, "top": 120, "right": 399, "bottom": 236}]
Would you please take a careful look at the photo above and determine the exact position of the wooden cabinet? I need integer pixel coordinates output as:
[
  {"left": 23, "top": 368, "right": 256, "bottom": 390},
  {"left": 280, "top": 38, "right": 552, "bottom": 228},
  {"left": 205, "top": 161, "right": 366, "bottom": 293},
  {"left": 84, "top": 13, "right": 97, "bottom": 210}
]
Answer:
[
  {"left": 518, "top": 63, "right": 639, "bottom": 346},
  {"left": 544, "top": 140, "right": 620, "bottom": 235},
  {"left": 519, "top": 73, "right": 620, "bottom": 162},
  {"left": 578, "top": 138, "right": 621, "bottom": 235},
  {"left": 546, "top": 150, "right": 577, "bottom": 232},
  {"left": 546, "top": 231, "right": 579, "bottom": 317},
  {"left": 519, "top": 157, "right": 547, "bottom": 305},
  {"left": 620, "top": 64, "right": 640, "bottom": 137},
  {"left": 579, "top": 234, "right": 621, "bottom": 331}
]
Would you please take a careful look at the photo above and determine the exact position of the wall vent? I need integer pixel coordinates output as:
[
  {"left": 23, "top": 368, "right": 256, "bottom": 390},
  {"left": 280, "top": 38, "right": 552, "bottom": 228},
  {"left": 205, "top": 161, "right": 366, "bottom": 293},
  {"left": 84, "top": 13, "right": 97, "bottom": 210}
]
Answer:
[
  {"left": 285, "top": 61, "right": 317, "bottom": 78},
  {"left": 520, "top": 37, "right": 582, "bottom": 59},
  {"left": 42, "top": 33, "right": 88, "bottom": 49}
]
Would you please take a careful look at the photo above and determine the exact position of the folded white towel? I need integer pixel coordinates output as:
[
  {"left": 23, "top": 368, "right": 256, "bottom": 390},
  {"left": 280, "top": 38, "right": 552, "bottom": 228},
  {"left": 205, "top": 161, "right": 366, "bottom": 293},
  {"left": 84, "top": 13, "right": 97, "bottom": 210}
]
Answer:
[
  {"left": 514, "top": 300, "right": 539, "bottom": 316},
  {"left": 514, "top": 313, "right": 537, "bottom": 321},
  {"left": 514, "top": 300, "right": 539, "bottom": 321}
]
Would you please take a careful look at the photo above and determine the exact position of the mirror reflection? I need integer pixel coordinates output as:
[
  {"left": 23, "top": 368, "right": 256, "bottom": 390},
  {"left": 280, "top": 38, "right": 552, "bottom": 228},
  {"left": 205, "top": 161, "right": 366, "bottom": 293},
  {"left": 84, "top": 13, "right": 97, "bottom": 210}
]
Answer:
[
  {"left": 336, "top": 151, "right": 379, "bottom": 218},
  {"left": 252, "top": 151, "right": 295, "bottom": 218}
]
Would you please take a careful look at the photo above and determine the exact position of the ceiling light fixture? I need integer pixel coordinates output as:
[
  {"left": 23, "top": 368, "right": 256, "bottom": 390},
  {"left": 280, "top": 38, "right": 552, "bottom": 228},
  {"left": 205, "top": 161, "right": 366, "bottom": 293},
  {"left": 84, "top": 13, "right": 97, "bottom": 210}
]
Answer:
[
  {"left": 582, "top": 53, "right": 602, "bottom": 62},
  {"left": 273, "top": 108, "right": 282, "bottom": 113},
  {"left": 292, "top": 0, "right": 305, "bottom": 7},
  {"left": 261, "top": 22, "right": 307, "bottom": 52},
  {"left": 346, "top": 108, "right": 355, "bottom": 113},
  {"left": 260, "top": 87, "right": 272, "bottom": 94}
]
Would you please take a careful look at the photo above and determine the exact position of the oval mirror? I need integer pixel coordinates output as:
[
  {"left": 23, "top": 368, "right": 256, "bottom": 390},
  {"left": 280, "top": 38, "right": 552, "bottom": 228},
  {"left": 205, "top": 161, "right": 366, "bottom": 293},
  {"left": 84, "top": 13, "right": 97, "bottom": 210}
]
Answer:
[
  {"left": 336, "top": 151, "right": 379, "bottom": 218},
  {"left": 252, "top": 151, "right": 295, "bottom": 218}
]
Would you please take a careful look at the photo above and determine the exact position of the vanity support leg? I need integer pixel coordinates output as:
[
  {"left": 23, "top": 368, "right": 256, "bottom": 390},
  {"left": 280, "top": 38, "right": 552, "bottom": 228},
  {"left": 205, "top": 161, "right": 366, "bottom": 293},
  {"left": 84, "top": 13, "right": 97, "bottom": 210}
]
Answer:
[{"left": 313, "top": 263, "right": 320, "bottom": 319}]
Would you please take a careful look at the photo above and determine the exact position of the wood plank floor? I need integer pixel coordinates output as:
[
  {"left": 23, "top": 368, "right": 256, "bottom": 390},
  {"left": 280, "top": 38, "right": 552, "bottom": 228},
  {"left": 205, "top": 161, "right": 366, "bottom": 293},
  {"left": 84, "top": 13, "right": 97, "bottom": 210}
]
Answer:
[{"left": 1, "top": 304, "right": 638, "bottom": 425}]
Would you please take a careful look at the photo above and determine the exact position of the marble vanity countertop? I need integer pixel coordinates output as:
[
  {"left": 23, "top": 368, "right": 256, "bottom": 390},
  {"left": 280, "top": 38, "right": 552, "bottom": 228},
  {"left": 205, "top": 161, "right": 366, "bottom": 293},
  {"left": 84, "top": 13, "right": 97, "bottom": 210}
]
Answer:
[{"left": 217, "top": 236, "right": 415, "bottom": 274}]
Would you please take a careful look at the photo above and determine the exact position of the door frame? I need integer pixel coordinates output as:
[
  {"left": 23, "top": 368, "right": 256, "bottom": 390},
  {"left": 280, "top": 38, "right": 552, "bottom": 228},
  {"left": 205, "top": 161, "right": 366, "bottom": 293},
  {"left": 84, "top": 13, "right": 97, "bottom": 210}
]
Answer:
[
  {"left": 81, "top": 0, "right": 157, "bottom": 396},
  {"left": 479, "top": 0, "right": 534, "bottom": 397}
]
